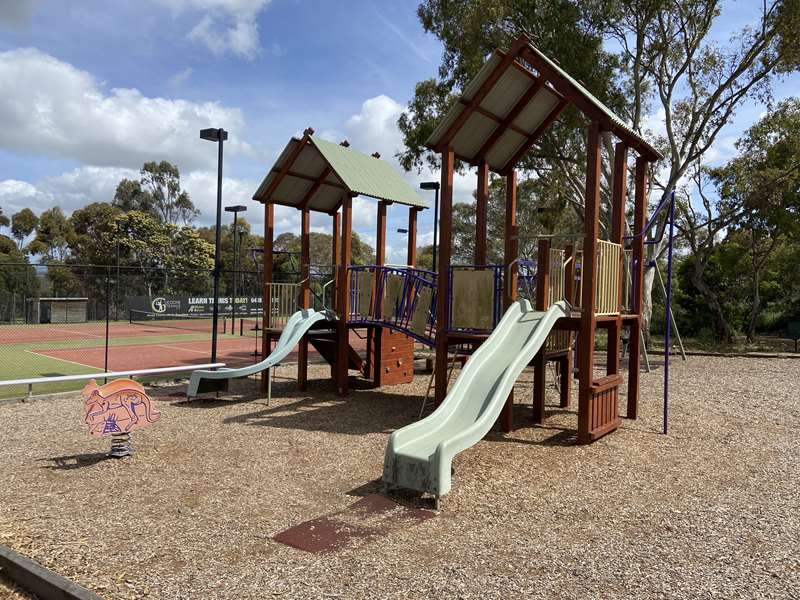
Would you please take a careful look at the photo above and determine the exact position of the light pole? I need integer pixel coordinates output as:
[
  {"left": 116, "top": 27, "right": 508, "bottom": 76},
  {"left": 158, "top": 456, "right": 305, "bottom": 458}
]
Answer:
[
  {"left": 200, "top": 127, "right": 228, "bottom": 363},
  {"left": 419, "top": 181, "right": 440, "bottom": 271},
  {"left": 225, "top": 204, "right": 247, "bottom": 335}
]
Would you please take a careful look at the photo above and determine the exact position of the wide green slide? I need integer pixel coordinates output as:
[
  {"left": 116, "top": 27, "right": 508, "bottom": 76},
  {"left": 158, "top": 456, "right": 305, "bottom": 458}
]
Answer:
[
  {"left": 382, "top": 299, "right": 568, "bottom": 500},
  {"left": 186, "top": 308, "right": 335, "bottom": 397}
]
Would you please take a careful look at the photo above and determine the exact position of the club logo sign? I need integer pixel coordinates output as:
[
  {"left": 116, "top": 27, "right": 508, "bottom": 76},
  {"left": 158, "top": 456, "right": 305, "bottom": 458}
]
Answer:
[
  {"left": 151, "top": 297, "right": 167, "bottom": 313},
  {"left": 82, "top": 379, "right": 161, "bottom": 437}
]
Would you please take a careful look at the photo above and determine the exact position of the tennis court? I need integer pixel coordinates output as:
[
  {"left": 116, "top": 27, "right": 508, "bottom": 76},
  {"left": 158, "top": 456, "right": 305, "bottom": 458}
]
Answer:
[{"left": 0, "top": 316, "right": 266, "bottom": 399}]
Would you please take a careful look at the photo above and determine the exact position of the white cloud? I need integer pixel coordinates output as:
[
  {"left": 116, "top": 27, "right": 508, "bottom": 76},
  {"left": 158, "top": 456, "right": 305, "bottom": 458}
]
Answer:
[
  {"left": 334, "top": 94, "right": 482, "bottom": 254},
  {"left": 0, "top": 48, "right": 251, "bottom": 171},
  {"left": 155, "top": 0, "right": 270, "bottom": 60},
  {"left": 0, "top": 0, "right": 37, "bottom": 27}
]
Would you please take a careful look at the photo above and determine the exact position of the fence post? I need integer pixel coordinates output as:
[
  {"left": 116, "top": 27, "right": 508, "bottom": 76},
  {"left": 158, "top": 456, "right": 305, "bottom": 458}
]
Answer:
[{"left": 104, "top": 267, "right": 110, "bottom": 383}]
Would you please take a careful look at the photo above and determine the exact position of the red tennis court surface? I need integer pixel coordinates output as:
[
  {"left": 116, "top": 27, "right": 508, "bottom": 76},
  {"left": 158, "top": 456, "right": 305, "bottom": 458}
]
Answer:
[
  {"left": 33, "top": 332, "right": 370, "bottom": 372},
  {"left": 0, "top": 320, "right": 226, "bottom": 344}
]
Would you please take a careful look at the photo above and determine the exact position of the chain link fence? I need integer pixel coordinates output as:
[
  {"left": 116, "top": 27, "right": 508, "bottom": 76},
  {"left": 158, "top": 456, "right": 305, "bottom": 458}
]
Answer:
[{"left": 0, "top": 262, "right": 268, "bottom": 399}]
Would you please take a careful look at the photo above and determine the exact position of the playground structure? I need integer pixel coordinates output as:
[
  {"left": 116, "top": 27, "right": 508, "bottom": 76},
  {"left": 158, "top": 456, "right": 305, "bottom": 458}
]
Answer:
[
  {"left": 253, "top": 132, "right": 430, "bottom": 393},
  {"left": 252, "top": 34, "right": 670, "bottom": 447}
]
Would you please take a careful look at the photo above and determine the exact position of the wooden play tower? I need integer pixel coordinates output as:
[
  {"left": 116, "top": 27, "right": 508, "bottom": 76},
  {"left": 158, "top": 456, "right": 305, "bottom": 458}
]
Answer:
[
  {"left": 424, "top": 35, "right": 663, "bottom": 443},
  {"left": 252, "top": 131, "right": 428, "bottom": 395}
]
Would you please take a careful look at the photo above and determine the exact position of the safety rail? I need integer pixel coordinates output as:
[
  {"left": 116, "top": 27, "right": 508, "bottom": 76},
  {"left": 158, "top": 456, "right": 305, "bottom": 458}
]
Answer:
[
  {"left": 347, "top": 265, "right": 437, "bottom": 346},
  {"left": 448, "top": 265, "right": 504, "bottom": 332},
  {"left": 265, "top": 282, "right": 301, "bottom": 329},
  {"left": 595, "top": 241, "right": 622, "bottom": 316}
]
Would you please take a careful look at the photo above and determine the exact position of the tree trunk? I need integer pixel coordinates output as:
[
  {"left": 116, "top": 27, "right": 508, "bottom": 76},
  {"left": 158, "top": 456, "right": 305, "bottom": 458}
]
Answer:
[
  {"left": 641, "top": 265, "right": 656, "bottom": 349},
  {"left": 746, "top": 263, "right": 762, "bottom": 344},
  {"left": 691, "top": 262, "right": 735, "bottom": 343}
]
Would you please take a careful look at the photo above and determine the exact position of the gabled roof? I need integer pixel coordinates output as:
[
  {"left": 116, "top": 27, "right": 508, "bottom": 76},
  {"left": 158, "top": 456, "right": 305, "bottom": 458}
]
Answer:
[
  {"left": 425, "top": 35, "right": 662, "bottom": 173},
  {"left": 253, "top": 131, "right": 427, "bottom": 214}
]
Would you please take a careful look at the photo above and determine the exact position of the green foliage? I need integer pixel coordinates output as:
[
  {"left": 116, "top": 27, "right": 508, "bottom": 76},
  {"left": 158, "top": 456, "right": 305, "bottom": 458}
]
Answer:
[
  {"left": 29, "top": 207, "right": 73, "bottom": 261},
  {"left": 448, "top": 176, "right": 581, "bottom": 264},
  {"left": 111, "top": 211, "right": 214, "bottom": 295},
  {"left": 10, "top": 208, "right": 38, "bottom": 250},
  {"left": 271, "top": 230, "right": 375, "bottom": 279},
  {"left": 416, "top": 244, "right": 435, "bottom": 270},
  {"left": 69, "top": 203, "right": 122, "bottom": 265},
  {"left": 113, "top": 161, "right": 197, "bottom": 226},
  {"left": 398, "top": 0, "right": 621, "bottom": 175}
]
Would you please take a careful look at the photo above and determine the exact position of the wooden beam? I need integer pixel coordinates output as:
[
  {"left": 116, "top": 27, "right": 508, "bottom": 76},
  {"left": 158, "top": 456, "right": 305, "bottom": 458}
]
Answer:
[
  {"left": 257, "top": 128, "right": 313, "bottom": 202},
  {"left": 376, "top": 201, "right": 388, "bottom": 267},
  {"left": 532, "top": 238, "right": 550, "bottom": 424},
  {"left": 435, "top": 37, "right": 530, "bottom": 150},
  {"left": 475, "top": 160, "right": 489, "bottom": 264},
  {"left": 561, "top": 243, "right": 576, "bottom": 408},
  {"left": 298, "top": 207, "right": 311, "bottom": 390},
  {"left": 457, "top": 100, "right": 532, "bottom": 139},
  {"left": 500, "top": 97, "right": 569, "bottom": 174},
  {"left": 498, "top": 168, "right": 518, "bottom": 433},
  {"left": 266, "top": 168, "right": 346, "bottom": 191},
  {"left": 476, "top": 80, "right": 543, "bottom": 159},
  {"left": 336, "top": 195, "right": 353, "bottom": 396},
  {"left": 434, "top": 148, "right": 455, "bottom": 404},
  {"left": 607, "top": 143, "right": 628, "bottom": 377},
  {"left": 299, "top": 166, "right": 332, "bottom": 210},
  {"left": 578, "top": 122, "right": 603, "bottom": 443},
  {"left": 260, "top": 202, "right": 274, "bottom": 394},
  {"left": 627, "top": 157, "right": 648, "bottom": 419},
  {"left": 519, "top": 45, "right": 662, "bottom": 161},
  {"left": 407, "top": 207, "right": 419, "bottom": 267},
  {"left": 331, "top": 210, "right": 340, "bottom": 314},
  {"left": 503, "top": 170, "right": 518, "bottom": 309}
]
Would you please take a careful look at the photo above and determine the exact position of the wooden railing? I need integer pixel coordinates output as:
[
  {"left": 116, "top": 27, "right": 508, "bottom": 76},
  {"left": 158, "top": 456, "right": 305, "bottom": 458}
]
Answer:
[
  {"left": 265, "top": 282, "right": 301, "bottom": 329},
  {"left": 595, "top": 240, "right": 622, "bottom": 316},
  {"left": 548, "top": 248, "right": 566, "bottom": 306}
]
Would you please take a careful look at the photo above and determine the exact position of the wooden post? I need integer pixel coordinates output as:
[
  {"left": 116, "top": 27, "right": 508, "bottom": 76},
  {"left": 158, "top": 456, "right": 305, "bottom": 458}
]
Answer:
[
  {"left": 371, "top": 200, "right": 388, "bottom": 386},
  {"left": 627, "top": 157, "right": 648, "bottom": 419},
  {"left": 578, "top": 122, "right": 602, "bottom": 443},
  {"left": 260, "top": 202, "right": 274, "bottom": 393},
  {"left": 331, "top": 211, "right": 340, "bottom": 312},
  {"left": 434, "top": 148, "right": 454, "bottom": 404},
  {"left": 475, "top": 160, "right": 489, "bottom": 264},
  {"left": 498, "top": 169, "right": 518, "bottom": 432},
  {"left": 329, "top": 210, "right": 340, "bottom": 379},
  {"left": 607, "top": 143, "right": 628, "bottom": 376},
  {"left": 561, "top": 244, "right": 576, "bottom": 407},
  {"left": 298, "top": 207, "right": 311, "bottom": 390},
  {"left": 532, "top": 238, "right": 550, "bottom": 424},
  {"left": 336, "top": 195, "right": 353, "bottom": 396},
  {"left": 503, "top": 170, "right": 518, "bottom": 309},
  {"left": 407, "top": 207, "right": 419, "bottom": 267}
]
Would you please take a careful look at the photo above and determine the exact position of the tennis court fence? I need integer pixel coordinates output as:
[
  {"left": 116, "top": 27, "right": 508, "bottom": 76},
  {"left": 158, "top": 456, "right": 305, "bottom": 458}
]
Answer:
[{"left": 0, "top": 262, "right": 275, "bottom": 398}]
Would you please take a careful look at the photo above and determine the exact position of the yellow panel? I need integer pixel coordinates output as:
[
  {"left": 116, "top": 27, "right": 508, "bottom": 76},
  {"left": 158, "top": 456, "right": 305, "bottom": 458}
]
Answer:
[
  {"left": 409, "top": 286, "right": 433, "bottom": 336},
  {"left": 451, "top": 269, "right": 494, "bottom": 330},
  {"left": 383, "top": 274, "right": 405, "bottom": 319}
]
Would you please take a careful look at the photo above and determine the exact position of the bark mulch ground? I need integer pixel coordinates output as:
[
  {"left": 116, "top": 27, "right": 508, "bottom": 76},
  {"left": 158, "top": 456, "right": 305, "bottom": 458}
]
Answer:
[{"left": 1, "top": 356, "right": 798, "bottom": 599}]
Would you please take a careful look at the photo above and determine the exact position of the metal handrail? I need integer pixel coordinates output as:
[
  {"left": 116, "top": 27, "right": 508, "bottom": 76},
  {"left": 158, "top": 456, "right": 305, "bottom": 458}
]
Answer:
[{"left": 321, "top": 279, "right": 334, "bottom": 310}]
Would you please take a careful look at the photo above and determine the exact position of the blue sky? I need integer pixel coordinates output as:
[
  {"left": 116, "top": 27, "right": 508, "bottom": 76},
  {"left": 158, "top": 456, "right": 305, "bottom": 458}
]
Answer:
[{"left": 0, "top": 0, "right": 797, "bottom": 262}]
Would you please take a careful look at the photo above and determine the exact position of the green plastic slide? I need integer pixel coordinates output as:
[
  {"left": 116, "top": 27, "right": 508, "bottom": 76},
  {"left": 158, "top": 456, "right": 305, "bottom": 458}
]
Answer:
[
  {"left": 382, "top": 299, "right": 568, "bottom": 499},
  {"left": 186, "top": 308, "right": 334, "bottom": 398}
]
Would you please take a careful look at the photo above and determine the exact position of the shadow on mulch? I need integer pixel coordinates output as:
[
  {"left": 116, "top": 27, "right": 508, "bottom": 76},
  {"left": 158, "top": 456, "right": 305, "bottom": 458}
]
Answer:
[
  {"left": 39, "top": 452, "right": 109, "bottom": 471},
  {"left": 222, "top": 387, "right": 419, "bottom": 436}
]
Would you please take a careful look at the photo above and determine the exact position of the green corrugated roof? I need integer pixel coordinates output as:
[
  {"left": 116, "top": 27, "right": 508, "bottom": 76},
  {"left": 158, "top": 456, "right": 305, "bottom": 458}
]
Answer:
[{"left": 311, "top": 137, "right": 427, "bottom": 209}]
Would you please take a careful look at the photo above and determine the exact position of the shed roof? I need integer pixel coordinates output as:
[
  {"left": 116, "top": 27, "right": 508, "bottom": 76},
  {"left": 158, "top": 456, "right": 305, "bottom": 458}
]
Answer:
[
  {"left": 252, "top": 132, "right": 427, "bottom": 213},
  {"left": 425, "top": 35, "right": 662, "bottom": 173}
]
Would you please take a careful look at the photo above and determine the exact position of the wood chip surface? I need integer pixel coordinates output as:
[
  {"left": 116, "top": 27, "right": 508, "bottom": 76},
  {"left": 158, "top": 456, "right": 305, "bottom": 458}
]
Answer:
[{"left": 1, "top": 356, "right": 798, "bottom": 599}]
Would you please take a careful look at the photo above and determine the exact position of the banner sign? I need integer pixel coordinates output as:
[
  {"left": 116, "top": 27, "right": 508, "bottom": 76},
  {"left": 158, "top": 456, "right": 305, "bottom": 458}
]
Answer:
[{"left": 127, "top": 295, "right": 263, "bottom": 317}]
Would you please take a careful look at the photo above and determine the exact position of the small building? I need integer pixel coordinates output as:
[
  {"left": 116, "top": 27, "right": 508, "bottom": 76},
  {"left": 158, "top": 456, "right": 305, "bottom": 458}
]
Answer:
[{"left": 26, "top": 298, "right": 89, "bottom": 324}]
